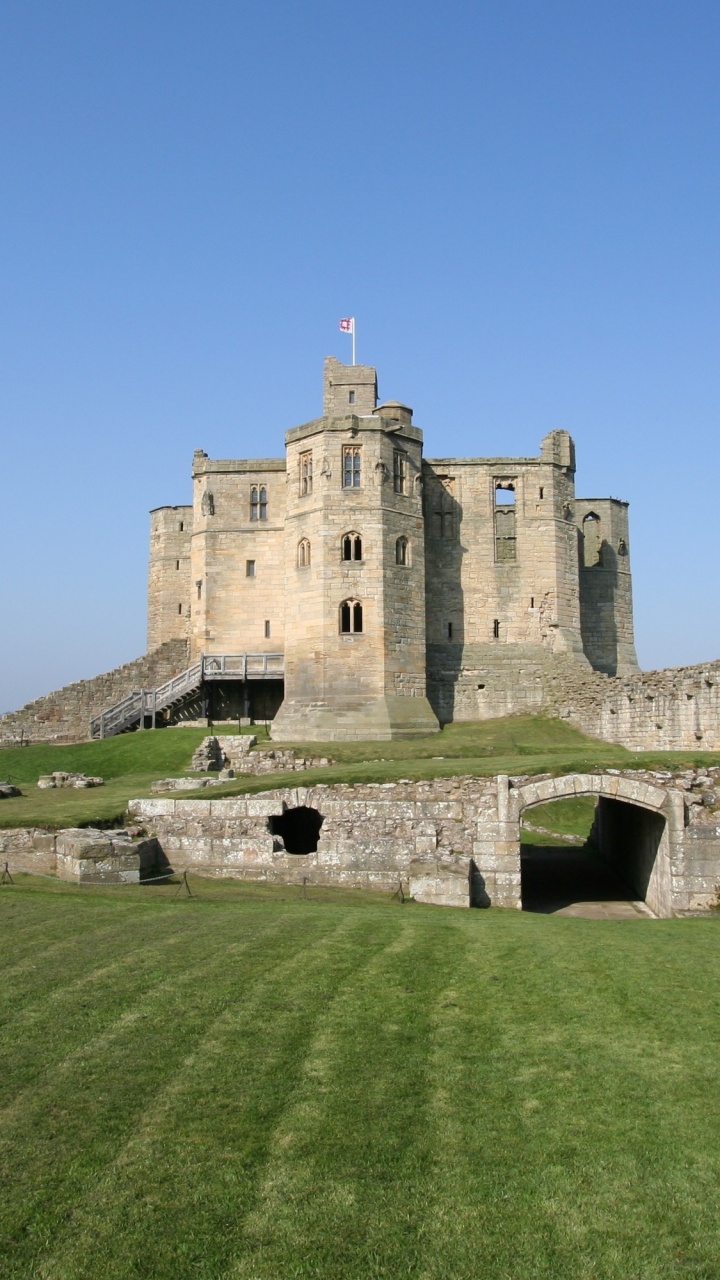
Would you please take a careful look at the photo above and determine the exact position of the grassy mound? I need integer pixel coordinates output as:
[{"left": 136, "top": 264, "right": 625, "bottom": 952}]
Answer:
[
  {"left": 1, "top": 879, "right": 719, "bottom": 1278},
  {"left": 1, "top": 715, "right": 719, "bottom": 829}
]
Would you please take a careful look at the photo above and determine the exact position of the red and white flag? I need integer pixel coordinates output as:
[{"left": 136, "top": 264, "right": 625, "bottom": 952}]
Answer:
[{"left": 339, "top": 317, "right": 354, "bottom": 333}]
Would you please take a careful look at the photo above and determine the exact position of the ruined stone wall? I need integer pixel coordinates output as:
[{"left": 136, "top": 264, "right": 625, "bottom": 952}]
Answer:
[
  {"left": 546, "top": 660, "right": 720, "bottom": 751},
  {"left": 0, "top": 638, "right": 190, "bottom": 745},
  {"left": 190, "top": 453, "right": 286, "bottom": 660},
  {"left": 129, "top": 777, "right": 513, "bottom": 905},
  {"left": 424, "top": 432, "right": 587, "bottom": 661},
  {"left": 129, "top": 766, "right": 720, "bottom": 915},
  {"left": 427, "top": 647, "right": 720, "bottom": 751},
  {"left": 147, "top": 506, "right": 193, "bottom": 650},
  {"left": 576, "top": 497, "right": 637, "bottom": 675}
]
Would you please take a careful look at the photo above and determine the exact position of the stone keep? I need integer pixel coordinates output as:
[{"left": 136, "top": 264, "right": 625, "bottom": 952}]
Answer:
[{"left": 147, "top": 357, "right": 638, "bottom": 740}]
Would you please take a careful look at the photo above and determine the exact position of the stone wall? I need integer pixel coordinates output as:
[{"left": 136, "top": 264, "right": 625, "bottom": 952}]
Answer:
[
  {"left": 128, "top": 767, "right": 720, "bottom": 915},
  {"left": 428, "top": 646, "right": 720, "bottom": 753},
  {"left": 0, "top": 638, "right": 190, "bottom": 745},
  {"left": 545, "top": 659, "right": 720, "bottom": 751},
  {"left": 0, "top": 827, "right": 160, "bottom": 882},
  {"left": 129, "top": 777, "right": 509, "bottom": 906}
]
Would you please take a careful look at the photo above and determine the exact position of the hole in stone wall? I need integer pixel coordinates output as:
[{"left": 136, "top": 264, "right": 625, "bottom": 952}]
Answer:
[{"left": 268, "top": 806, "right": 324, "bottom": 854}]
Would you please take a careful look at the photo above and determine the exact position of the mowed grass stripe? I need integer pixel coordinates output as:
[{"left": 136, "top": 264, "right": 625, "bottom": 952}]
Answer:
[
  {"left": 416, "top": 914, "right": 720, "bottom": 1279},
  {"left": 1, "top": 890, "right": 720, "bottom": 1279},
  {"left": 0, "top": 908, "right": 278, "bottom": 1097},
  {"left": 0, "top": 903, "right": 342, "bottom": 1274},
  {"left": 26, "top": 909, "right": 407, "bottom": 1280},
  {"left": 225, "top": 911, "right": 467, "bottom": 1279}
]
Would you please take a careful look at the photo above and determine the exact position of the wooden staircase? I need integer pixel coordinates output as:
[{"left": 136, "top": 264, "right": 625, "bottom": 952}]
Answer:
[{"left": 89, "top": 653, "right": 284, "bottom": 739}]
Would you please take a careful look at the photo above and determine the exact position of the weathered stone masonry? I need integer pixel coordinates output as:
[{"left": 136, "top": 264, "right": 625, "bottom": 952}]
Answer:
[{"left": 126, "top": 766, "right": 720, "bottom": 916}]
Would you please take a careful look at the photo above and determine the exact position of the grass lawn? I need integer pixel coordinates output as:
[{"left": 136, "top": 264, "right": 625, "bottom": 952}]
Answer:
[
  {"left": 2, "top": 716, "right": 719, "bottom": 830},
  {"left": 1, "top": 878, "right": 719, "bottom": 1279}
]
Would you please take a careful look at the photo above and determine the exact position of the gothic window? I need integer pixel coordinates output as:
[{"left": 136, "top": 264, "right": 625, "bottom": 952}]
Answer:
[
  {"left": 250, "top": 486, "right": 268, "bottom": 520},
  {"left": 432, "top": 478, "right": 455, "bottom": 539},
  {"left": 297, "top": 538, "right": 311, "bottom": 568},
  {"left": 342, "top": 532, "right": 363, "bottom": 561},
  {"left": 343, "top": 445, "right": 362, "bottom": 488},
  {"left": 339, "top": 599, "right": 363, "bottom": 633},
  {"left": 582, "top": 512, "right": 602, "bottom": 567},
  {"left": 494, "top": 481, "right": 517, "bottom": 562},
  {"left": 393, "top": 450, "right": 407, "bottom": 494},
  {"left": 299, "top": 451, "right": 313, "bottom": 496},
  {"left": 395, "top": 536, "right": 409, "bottom": 565}
]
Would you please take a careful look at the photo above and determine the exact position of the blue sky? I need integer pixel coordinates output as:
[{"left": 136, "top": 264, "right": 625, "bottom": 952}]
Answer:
[{"left": 1, "top": 1, "right": 719, "bottom": 712}]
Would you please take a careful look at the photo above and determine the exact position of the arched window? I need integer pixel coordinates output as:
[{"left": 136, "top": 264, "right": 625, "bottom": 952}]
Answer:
[
  {"left": 297, "top": 538, "right": 311, "bottom": 568},
  {"left": 494, "top": 481, "right": 516, "bottom": 561},
  {"left": 339, "top": 599, "right": 363, "bottom": 633},
  {"left": 582, "top": 512, "right": 602, "bottom": 567},
  {"left": 250, "top": 486, "right": 268, "bottom": 521},
  {"left": 395, "top": 536, "right": 409, "bottom": 566},
  {"left": 342, "top": 532, "right": 363, "bottom": 561}
]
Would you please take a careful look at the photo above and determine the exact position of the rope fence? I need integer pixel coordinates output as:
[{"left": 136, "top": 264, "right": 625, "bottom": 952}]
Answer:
[{"left": 0, "top": 863, "right": 409, "bottom": 904}]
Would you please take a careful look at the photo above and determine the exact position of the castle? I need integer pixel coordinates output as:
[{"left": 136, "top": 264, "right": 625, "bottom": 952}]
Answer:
[{"left": 147, "top": 357, "right": 638, "bottom": 741}]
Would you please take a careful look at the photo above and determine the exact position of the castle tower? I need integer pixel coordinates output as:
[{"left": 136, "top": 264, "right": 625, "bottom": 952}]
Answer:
[{"left": 271, "top": 359, "right": 439, "bottom": 740}]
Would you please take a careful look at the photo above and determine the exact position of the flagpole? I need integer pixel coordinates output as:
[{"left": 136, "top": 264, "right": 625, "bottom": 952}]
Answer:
[{"left": 352, "top": 319, "right": 356, "bottom": 366}]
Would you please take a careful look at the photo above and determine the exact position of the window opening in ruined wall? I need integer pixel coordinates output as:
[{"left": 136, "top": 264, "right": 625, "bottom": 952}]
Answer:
[
  {"left": 494, "top": 482, "right": 517, "bottom": 562},
  {"left": 342, "top": 532, "right": 363, "bottom": 561},
  {"left": 343, "top": 446, "right": 362, "bottom": 488},
  {"left": 299, "top": 451, "right": 313, "bottom": 496},
  {"left": 268, "top": 805, "right": 324, "bottom": 854},
  {"left": 433, "top": 477, "right": 455, "bottom": 538},
  {"left": 582, "top": 512, "right": 602, "bottom": 567},
  {"left": 393, "top": 450, "right": 407, "bottom": 494},
  {"left": 396, "top": 536, "right": 409, "bottom": 565},
  {"left": 250, "top": 486, "right": 268, "bottom": 520},
  {"left": 340, "top": 599, "right": 363, "bottom": 633},
  {"left": 297, "top": 538, "right": 311, "bottom": 568}
]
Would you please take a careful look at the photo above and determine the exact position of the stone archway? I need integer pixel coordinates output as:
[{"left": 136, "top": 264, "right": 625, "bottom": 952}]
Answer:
[{"left": 500, "top": 774, "right": 682, "bottom": 917}]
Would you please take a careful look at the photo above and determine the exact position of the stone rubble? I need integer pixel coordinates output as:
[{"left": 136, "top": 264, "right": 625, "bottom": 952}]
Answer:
[{"left": 37, "top": 772, "right": 105, "bottom": 790}]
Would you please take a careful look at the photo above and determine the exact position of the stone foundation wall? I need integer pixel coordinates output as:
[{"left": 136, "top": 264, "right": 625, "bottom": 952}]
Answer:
[
  {"left": 129, "top": 777, "right": 511, "bottom": 906},
  {"left": 0, "top": 639, "right": 191, "bottom": 745}
]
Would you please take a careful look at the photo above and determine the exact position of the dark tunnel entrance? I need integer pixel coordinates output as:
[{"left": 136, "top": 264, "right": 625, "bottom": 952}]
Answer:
[
  {"left": 520, "top": 794, "right": 668, "bottom": 917},
  {"left": 268, "top": 806, "right": 324, "bottom": 855}
]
